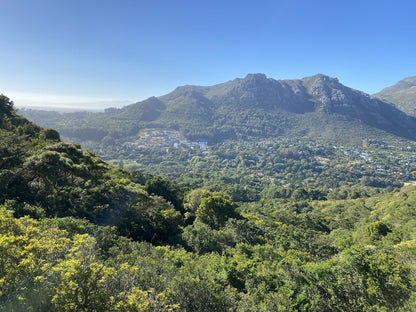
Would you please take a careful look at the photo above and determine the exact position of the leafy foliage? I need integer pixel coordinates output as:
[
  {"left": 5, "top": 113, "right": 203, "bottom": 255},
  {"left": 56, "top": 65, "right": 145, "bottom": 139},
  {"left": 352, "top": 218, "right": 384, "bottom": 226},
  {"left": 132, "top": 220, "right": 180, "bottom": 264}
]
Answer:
[{"left": 1, "top": 99, "right": 416, "bottom": 311}]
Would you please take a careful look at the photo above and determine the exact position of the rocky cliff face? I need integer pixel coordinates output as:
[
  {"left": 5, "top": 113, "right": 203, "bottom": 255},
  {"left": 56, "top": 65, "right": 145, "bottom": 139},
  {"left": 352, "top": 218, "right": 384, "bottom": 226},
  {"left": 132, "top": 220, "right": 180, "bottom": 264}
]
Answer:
[
  {"left": 302, "top": 74, "right": 348, "bottom": 109},
  {"left": 202, "top": 73, "right": 314, "bottom": 112},
  {"left": 117, "top": 73, "right": 416, "bottom": 141}
]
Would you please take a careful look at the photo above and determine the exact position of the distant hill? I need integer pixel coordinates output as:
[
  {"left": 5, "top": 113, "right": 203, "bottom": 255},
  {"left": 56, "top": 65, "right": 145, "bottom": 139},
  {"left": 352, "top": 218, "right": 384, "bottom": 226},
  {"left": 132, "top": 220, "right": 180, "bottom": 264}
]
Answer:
[
  {"left": 373, "top": 76, "right": 416, "bottom": 117},
  {"left": 20, "top": 74, "right": 416, "bottom": 143}
]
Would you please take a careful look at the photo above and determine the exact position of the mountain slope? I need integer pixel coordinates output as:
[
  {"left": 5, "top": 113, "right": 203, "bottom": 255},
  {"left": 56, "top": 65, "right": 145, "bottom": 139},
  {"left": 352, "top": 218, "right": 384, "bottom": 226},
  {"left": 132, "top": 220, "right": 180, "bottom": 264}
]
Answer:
[
  {"left": 20, "top": 74, "right": 416, "bottom": 143},
  {"left": 0, "top": 95, "right": 186, "bottom": 243},
  {"left": 374, "top": 76, "right": 416, "bottom": 117}
]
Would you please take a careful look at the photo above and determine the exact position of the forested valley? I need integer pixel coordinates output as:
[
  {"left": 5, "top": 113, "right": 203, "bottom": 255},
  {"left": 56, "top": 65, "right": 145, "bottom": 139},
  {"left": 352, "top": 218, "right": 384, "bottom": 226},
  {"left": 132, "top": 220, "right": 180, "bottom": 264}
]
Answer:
[{"left": 2, "top": 94, "right": 416, "bottom": 311}]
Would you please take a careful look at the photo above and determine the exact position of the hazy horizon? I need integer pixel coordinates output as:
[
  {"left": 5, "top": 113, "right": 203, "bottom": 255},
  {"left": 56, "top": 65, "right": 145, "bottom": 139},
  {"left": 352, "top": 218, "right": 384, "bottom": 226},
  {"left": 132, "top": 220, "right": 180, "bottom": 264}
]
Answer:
[{"left": 9, "top": 92, "right": 132, "bottom": 112}]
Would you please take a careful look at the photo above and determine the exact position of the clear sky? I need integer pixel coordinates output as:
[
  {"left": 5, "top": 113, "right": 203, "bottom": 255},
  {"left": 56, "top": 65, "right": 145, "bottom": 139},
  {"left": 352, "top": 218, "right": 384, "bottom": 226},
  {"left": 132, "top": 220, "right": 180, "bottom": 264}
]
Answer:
[{"left": 1, "top": 0, "right": 415, "bottom": 109}]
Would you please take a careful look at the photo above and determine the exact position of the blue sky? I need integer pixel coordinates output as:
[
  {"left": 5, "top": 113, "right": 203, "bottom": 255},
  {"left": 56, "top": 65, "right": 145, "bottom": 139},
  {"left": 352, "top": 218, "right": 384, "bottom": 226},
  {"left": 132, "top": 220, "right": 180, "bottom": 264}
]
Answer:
[{"left": 1, "top": 0, "right": 415, "bottom": 109}]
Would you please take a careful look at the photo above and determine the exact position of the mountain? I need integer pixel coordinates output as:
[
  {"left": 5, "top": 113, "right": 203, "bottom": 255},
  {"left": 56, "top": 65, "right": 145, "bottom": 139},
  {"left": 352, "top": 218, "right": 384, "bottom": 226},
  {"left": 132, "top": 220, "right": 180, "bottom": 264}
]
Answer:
[
  {"left": 373, "top": 76, "right": 416, "bottom": 117},
  {"left": 20, "top": 74, "right": 416, "bottom": 143}
]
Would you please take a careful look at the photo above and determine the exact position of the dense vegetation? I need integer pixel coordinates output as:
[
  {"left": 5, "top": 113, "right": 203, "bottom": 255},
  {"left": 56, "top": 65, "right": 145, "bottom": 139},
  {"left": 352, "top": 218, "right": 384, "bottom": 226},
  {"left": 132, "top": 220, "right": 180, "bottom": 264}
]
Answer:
[
  {"left": 2, "top": 94, "right": 416, "bottom": 311},
  {"left": 96, "top": 137, "right": 416, "bottom": 196}
]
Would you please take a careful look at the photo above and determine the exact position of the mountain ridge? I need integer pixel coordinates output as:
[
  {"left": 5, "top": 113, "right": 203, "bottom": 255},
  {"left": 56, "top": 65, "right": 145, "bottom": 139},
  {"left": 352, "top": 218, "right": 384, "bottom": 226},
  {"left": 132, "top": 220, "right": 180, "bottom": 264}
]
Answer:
[
  {"left": 373, "top": 76, "right": 416, "bottom": 117},
  {"left": 19, "top": 73, "right": 416, "bottom": 143}
]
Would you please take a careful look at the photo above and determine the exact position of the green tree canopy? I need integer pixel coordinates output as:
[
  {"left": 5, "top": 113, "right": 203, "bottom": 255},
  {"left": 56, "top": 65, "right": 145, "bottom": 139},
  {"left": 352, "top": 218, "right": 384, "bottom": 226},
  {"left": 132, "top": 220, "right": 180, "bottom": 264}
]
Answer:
[{"left": 195, "top": 191, "right": 238, "bottom": 229}]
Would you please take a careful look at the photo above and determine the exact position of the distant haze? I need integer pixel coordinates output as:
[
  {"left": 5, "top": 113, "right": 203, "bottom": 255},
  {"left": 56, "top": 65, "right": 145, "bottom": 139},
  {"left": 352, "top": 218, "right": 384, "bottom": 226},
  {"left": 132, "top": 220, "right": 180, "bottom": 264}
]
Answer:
[{"left": 7, "top": 92, "right": 132, "bottom": 112}]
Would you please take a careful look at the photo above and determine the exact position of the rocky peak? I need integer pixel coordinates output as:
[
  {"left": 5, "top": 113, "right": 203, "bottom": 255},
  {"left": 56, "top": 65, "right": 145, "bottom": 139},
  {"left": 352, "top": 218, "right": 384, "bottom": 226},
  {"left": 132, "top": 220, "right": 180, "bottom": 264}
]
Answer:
[
  {"left": 242, "top": 73, "right": 268, "bottom": 82},
  {"left": 300, "top": 74, "right": 348, "bottom": 108},
  {"left": 237, "top": 73, "right": 270, "bottom": 91},
  {"left": 302, "top": 74, "right": 340, "bottom": 91}
]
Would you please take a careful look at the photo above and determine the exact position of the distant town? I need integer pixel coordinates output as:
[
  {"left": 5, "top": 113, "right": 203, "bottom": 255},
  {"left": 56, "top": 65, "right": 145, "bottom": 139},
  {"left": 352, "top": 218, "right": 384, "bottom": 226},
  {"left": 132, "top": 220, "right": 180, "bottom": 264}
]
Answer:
[{"left": 122, "top": 129, "right": 208, "bottom": 152}]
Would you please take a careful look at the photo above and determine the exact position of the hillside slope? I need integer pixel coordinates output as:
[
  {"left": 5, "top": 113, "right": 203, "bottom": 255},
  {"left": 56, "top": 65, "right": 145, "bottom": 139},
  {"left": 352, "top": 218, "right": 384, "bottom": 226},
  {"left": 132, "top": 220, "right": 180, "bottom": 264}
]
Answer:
[
  {"left": 374, "top": 76, "right": 416, "bottom": 117},
  {"left": 0, "top": 95, "right": 186, "bottom": 243}
]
